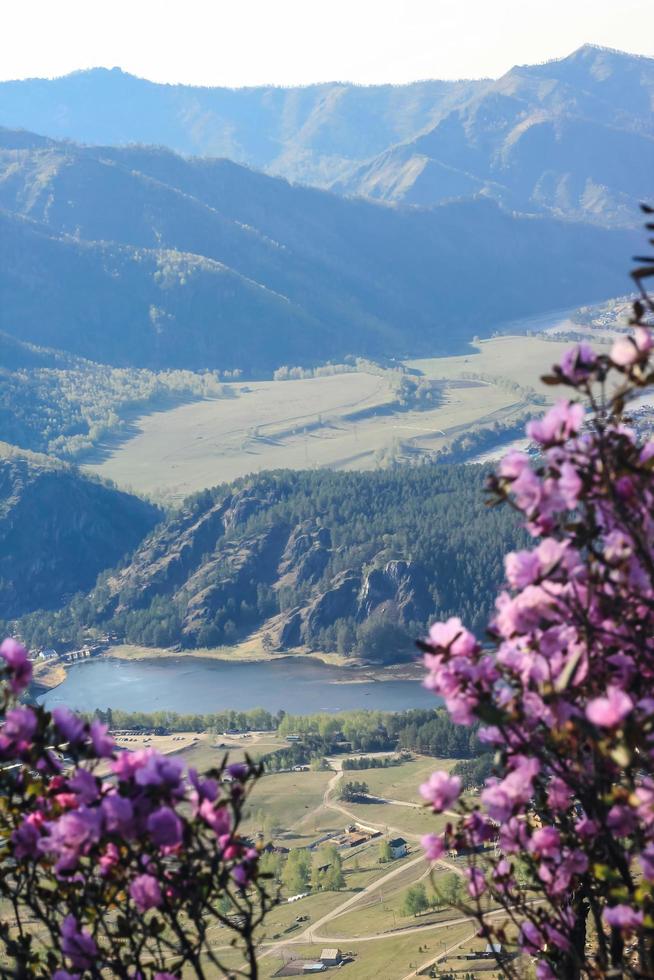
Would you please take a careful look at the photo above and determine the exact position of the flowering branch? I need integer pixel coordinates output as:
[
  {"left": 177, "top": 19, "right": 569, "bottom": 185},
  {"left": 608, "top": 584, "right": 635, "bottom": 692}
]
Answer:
[
  {"left": 0, "top": 640, "right": 274, "bottom": 978},
  {"left": 419, "top": 219, "right": 654, "bottom": 979}
]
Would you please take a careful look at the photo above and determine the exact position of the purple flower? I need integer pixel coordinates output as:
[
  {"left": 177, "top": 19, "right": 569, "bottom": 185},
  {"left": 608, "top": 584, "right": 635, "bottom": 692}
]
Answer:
[
  {"left": 558, "top": 343, "right": 596, "bottom": 383},
  {"left": 188, "top": 767, "right": 218, "bottom": 803},
  {"left": 52, "top": 707, "right": 86, "bottom": 746},
  {"left": 0, "top": 706, "right": 37, "bottom": 756},
  {"left": 130, "top": 873, "right": 163, "bottom": 911},
  {"left": 53, "top": 972, "right": 81, "bottom": 980},
  {"left": 60, "top": 915, "right": 98, "bottom": 969},
  {"left": 134, "top": 751, "right": 183, "bottom": 788},
  {"left": 520, "top": 920, "right": 544, "bottom": 954},
  {"left": 0, "top": 638, "right": 32, "bottom": 694},
  {"left": 226, "top": 762, "right": 249, "bottom": 782},
  {"left": 586, "top": 686, "right": 633, "bottom": 728},
  {"left": 90, "top": 721, "right": 115, "bottom": 758},
  {"left": 146, "top": 806, "right": 183, "bottom": 847},
  {"left": 419, "top": 771, "right": 461, "bottom": 812},
  {"left": 12, "top": 814, "right": 42, "bottom": 859},
  {"left": 421, "top": 833, "right": 445, "bottom": 861},
  {"left": 154, "top": 974, "right": 179, "bottom": 980},
  {"left": 101, "top": 792, "right": 134, "bottom": 834},
  {"left": 38, "top": 807, "right": 102, "bottom": 872},
  {"left": 68, "top": 769, "right": 99, "bottom": 804},
  {"left": 603, "top": 904, "right": 644, "bottom": 932},
  {"left": 231, "top": 862, "right": 253, "bottom": 888},
  {"left": 466, "top": 866, "right": 486, "bottom": 898}
]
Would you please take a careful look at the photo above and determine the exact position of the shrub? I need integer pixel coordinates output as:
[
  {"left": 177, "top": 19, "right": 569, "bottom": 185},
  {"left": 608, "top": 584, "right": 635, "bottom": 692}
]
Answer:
[
  {"left": 419, "top": 229, "right": 654, "bottom": 978},
  {"left": 0, "top": 640, "right": 273, "bottom": 977}
]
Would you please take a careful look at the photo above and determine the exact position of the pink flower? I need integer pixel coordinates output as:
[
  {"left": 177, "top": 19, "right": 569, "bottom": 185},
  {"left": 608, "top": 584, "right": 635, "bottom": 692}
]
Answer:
[
  {"left": 421, "top": 833, "right": 445, "bottom": 861},
  {"left": 427, "top": 617, "right": 477, "bottom": 656},
  {"left": 198, "top": 798, "right": 231, "bottom": 836},
  {"left": 527, "top": 400, "right": 584, "bottom": 446},
  {"left": 130, "top": 873, "right": 163, "bottom": 911},
  {"left": 603, "top": 904, "right": 644, "bottom": 932},
  {"left": 505, "top": 550, "right": 540, "bottom": 589},
  {"left": 0, "top": 638, "right": 32, "bottom": 694},
  {"left": 558, "top": 462, "right": 582, "bottom": 508},
  {"left": 419, "top": 771, "right": 461, "bottom": 812},
  {"left": 586, "top": 686, "right": 633, "bottom": 727},
  {"left": 611, "top": 336, "right": 639, "bottom": 367},
  {"left": 498, "top": 450, "right": 530, "bottom": 479},
  {"left": 611, "top": 329, "right": 651, "bottom": 368},
  {"left": 529, "top": 826, "right": 561, "bottom": 859},
  {"left": 99, "top": 842, "right": 120, "bottom": 876}
]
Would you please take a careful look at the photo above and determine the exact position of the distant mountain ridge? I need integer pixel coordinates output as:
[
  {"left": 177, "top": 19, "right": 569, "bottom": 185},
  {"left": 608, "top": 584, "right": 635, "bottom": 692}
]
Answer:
[
  {"left": 337, "top": 46, "right": 654, "bottom": 224},
  {"left": 0, "top": 46, "right": 651, "bottom": 223},
  {"left": 0, "top": 130, "right": 638, "bottom": 371}
]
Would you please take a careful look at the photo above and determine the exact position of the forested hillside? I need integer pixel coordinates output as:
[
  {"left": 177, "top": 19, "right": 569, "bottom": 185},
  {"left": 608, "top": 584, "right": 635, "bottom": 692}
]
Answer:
[
  {"left": 17, "top": 466, "right": 520, "bottom": 660},
  {"left": 0, "top": 447, "right": 160, "bottom": 617},
  {"left": 0, "top": 131, "right": 636, "bottom": 371}
]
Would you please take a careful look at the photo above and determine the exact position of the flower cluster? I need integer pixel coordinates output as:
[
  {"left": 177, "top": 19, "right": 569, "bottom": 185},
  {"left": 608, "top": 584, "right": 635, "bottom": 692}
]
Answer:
[
  {"left": 420, "top": 292, "right": 654, "bottom": 976},
  {"left": 0, "top": 641, "right": 272, "bottom": 978}
]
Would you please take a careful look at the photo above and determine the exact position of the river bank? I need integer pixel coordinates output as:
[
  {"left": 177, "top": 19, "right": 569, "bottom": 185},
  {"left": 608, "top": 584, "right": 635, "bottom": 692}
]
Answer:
[{"left": 102, "top": 643, "right": 424, "bottom": 684}]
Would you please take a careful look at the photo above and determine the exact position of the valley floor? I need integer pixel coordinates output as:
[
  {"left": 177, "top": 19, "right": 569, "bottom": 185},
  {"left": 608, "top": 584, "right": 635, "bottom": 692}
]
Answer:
[{"left": 82, "top": 334, "right": 591, "bottom": 502}]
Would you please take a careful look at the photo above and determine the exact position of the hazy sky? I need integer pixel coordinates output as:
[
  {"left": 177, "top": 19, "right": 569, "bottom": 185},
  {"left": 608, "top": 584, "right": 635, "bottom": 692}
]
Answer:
[{"left": 3, "top": 0, "right": 654, "bottom": 87}]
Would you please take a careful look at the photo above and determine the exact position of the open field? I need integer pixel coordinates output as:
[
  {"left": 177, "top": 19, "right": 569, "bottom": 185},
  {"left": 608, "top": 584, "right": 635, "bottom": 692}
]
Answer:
[
  {"left": 352, "top": 756, "right": 459, "bottom": 804},
  {"left": 405, "top": 334, "right": 606, "bottom": 392},
  {"left": 81, "top": 335, "right": 592, "bottom": 500}
]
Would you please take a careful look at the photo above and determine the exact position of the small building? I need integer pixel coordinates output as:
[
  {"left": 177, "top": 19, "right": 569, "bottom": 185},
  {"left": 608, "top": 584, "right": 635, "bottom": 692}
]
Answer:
[
  {"left": 303, "top": 964, "right": 326, "bottom": 974},
  {"left": 485, "top": 942, "right": 505, "bottom": 959},
  {"left": 389, "top": 837, "right": 407, "bottom": 858},
  {"left": 319, "top": 949, "right": 342, "bottom": 966}
]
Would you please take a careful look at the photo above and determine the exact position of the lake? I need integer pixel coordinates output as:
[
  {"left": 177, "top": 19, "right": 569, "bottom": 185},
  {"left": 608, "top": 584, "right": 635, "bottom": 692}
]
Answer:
[{"left": 38, "top": 656, "right": 436, "bottom": 715}]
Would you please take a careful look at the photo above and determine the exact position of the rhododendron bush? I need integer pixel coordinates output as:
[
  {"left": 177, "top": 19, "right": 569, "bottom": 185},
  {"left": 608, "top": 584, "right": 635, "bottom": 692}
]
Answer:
[
  {"left": 420, "top": 231, "right": 654, "bottom": 979},
  {"left": 0, "top": 640, "right": 272, "bottom": 978}
]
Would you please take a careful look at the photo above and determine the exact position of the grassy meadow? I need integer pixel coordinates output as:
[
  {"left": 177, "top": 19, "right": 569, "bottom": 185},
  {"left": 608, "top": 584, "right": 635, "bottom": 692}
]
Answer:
[{"left": 80, "top": 335, "right": 594, "bottom": 501}]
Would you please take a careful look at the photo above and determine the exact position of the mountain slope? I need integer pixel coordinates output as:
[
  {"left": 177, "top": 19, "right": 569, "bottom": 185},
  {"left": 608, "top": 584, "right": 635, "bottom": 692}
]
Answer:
[
  {"left": 0, "top": 446, "right": 160, "bottom": 618},
  {"left": 18, "top": 467, "right": 520, "bottom": 660},
  {"left": 338, "top": 46, "right": 654, "bottom": 224},
  {"left": 0, "top": 132, "right": 638, "bottom": 371}
]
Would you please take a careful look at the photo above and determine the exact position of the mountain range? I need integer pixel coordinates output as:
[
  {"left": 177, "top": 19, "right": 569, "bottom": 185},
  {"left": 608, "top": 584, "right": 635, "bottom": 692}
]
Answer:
[
  {"left": 1, "top": 45, "right": 651, "bottom": 223},
  {"left": 0, "top": 128, "right": 638, "bottom": 371}
]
